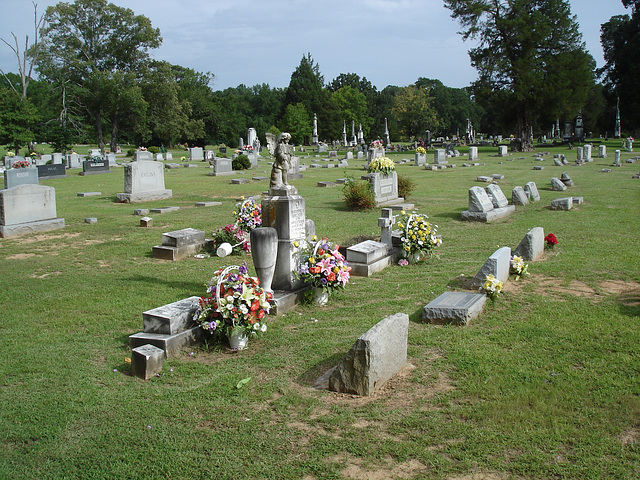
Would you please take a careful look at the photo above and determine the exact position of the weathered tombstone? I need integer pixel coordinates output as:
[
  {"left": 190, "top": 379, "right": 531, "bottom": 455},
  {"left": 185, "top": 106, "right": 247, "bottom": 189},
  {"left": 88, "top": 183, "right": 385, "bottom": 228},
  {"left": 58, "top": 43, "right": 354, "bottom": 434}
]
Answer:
[
  {"left": 422, "top": 292, "right": 487, "bottom": 325},
  {"left": 551, "top": 197, "right": 573, "bottom": 210},
  {"left": 576, "top": 146, "right": 583, "bottom": 163},
  {"left": 165, "top": 152, "right": 173, "bottom": 161},
  {"left": 498, "top": 145, "right": 508, "bottom": 157},
  {"left": 550, "top": 177, "right": 567, "bottom": 191},
  {"left": 468, "top": 186, "right": 494, "bottom": 212},
  {"left": 38, "top": 154, "right": 51, "bottom": 165},
  {"left": 367, "top": 171, "right": 399, "bottom": 205},
  {"left": 560, "top": 172, "right": 574, "bottom": 187},
  {"left": 485, "top": 184, "right": 509, "bottom": 208},
  {"left": 211, "top": 157, "right": 233, "bottom": 176},
  {"left": 512, "top": 186, "right": 529, "bottom": 205},
  {"left": 599, "top": 145, "right": 607, "bottom": 158},
  {"left": 116, "top": 161, "right": 172, "bottom": 203},
  {"left": 155, "top": 153, "right": 163, "bottom": 161},
  {"left": 52, "top": 153, "right": 63, "bottom": 164},
  {"left": 328, "top": 313, "right": 408, "bottom": 396},
  {"left": 247, "top": 127, "right": 257, "bottom": 148},
  {"left": 524, "top": 181, "right": 540, "bottom": 201},
  {"left": 471, "top": 246, "right": 511, "bottom": 288},
  {"left": 514, "top": 226, "right": 544, "bottom": 260},
  {"left": 131, "top": 344, "right": 164, "bottom": 380},
  {"left": 189, "top": 147, "right": 204, "bottom": 161},
  {"left": 0, "top": 184, "right": 65, "bottom": 237},
  {"left": 66, "top": 153, "right": 83, "bottom": 168},
  {"left": 583, "top": 144, "right": 592, "bottom": 162},
  {"left": 134, "top": 150, "right": 153, "bottom": 162},
  {"left": 414, "top": 152, "right": 426, "bottom": 166},
  {"left": 4, "top": 167, "right": 38, "bottom": 189},
  {"left": 433, "top": 149, "right": 447, "bottom": 164},
  {"left": 614, "top": 150, "right": 621, "bottom": 166},
  {"left": 554, "top": 158, "right": 563, "bottom": 167},
  {"left": 468, "top": 146, "right": 478, "bottom": 161},
  {"left": 106, "top": 153, "right": 117, "bottom": 166}
]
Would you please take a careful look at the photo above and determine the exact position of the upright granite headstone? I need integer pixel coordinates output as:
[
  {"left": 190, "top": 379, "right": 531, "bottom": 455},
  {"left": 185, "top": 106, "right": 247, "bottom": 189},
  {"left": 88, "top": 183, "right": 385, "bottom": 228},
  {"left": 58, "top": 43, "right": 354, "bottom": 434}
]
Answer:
[
  {"left": 514, "top": 226, "right": 544, "bottom": 260},
  {"left": 0, "top": 184, "right": 65, "bottom": 237},
  {"left": 471, "top": 246, "right": 511, "bottom": 288},
  {"left": 599, "top": 145, "right": 607, "bottom": 158},
  {"left": 4, "top": 167, "right": 38, "bottom": 189},
  {"left": 134, "top": 150, "right": 153, "bottom": 162},
  {"left": 116, "top": 161, "right": 172, "bottom": 203},
  {"left": 189, "top": 147, "right": 204, "bottom": 161},
  {"left": 498, "top": 145, "right": 508, "bottom": 157},
  {"left": 433, "top": 149, "right": 447, "bottom": 164},
  {"left": 328, "top": 313, "right": 408, "bottom": 396},
  {"left": 524, "top": 181, "right": 540, "bottom": 201},
  {"left": 511, "top": 186, "right": 529, "bottom": 205},
  {"left": 468, "top": 146, "right": 478, "bottom": 161}
]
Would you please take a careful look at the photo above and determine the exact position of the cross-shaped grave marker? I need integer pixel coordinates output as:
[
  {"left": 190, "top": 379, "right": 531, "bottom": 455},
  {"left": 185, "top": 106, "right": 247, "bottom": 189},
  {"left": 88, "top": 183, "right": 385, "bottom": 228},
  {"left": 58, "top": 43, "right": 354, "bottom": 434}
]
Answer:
[{"left": 378, "top": 208, "right": 396, "bottom": 249}]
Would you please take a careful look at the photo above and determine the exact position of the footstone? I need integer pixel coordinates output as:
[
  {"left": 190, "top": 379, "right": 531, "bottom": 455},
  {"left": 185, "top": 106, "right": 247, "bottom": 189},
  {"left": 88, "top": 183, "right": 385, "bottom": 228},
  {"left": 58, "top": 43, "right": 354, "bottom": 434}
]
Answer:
[
  {"left": 533, "top": 166, "right": 544, "bottom": 170},
  {"left": 130, "top": 344, "right": 164, "bottom": 380},
  {"left": 472, "top": 246, "right": 511, "bottom": 288},
  {"left": 165, "top": 163, "right": 181, "bottom": 169},
  {"left": 511, "top": 185, "right": 529, "bottom": 205},
  {"left": 129, "top": 327, "right": 203, "bottom": 359},
  {"left": 514, "top": 227, "right": 544, "bottom": 261},
  {"left": 134, "top": 209, "right": 149, "bottom": 215},
  {"left": 486, "top": 184, "right": 509, "bottom": 208},
  {"left": 77, "top": 192, "right": 101, "bottom": 197},
  {"left": 317, "top": 181, "right": 336, "bottom": 187},
  {"left": 194, "top": 201, "right": 222, "bottom": 207},
  {"left": 149, "top": 206, "right": 179, "bottom": 214},
  {"left": 328, "top": 313, "right": 408, "bottom": 396},
  {"left": 161, "top": 228, "right": 205, "bottom": 248},
  {"left": 601, "top": 168, "right": 612, "bottom": 173},
  {"left": 346, "top": 240, "right": 388, "bottom": 265},
  {"left": 524, "top": 182, "right": 540, "bottom": 201},
  {"left": 476, "top": 176, "right": 492, "bottom": 183},
  {"left": 252, "top": 176, "right": 268, "bottom": 181},
  {"left": 551, "top": 197, "right": 573, "bottom": 210},
  {"left": 491, "top": 174, "right": 504, "bottom": 180},
  {"left": 550, "top": 177, "right": 567, "bottom": 191},
  {"left": 84, "top": 218, "right": 97, "bottom": 224},
  {"left": 142, "top": 296, "right": 200, "bottom": 335},
  {"left": 422, "top": 292, "right": 487, "bottom": 325},
  {"left": 140, "top": 217, "right": 153, "bottom": 227},
  {"left": 231, "top": 178, "right": 248, "bottom": 184},
  {"left": 460, "top": 206, "right": 515, "bottom": 222}
]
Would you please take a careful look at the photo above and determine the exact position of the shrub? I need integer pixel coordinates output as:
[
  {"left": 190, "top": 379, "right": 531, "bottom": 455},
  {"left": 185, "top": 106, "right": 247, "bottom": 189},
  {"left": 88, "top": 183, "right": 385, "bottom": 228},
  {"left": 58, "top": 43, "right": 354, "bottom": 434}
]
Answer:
[
  {"left": 342, "top": 179, "right": 376, "bottom": 211},
  {"left": 126, "top": 149, "right": 135, "bottom": 157},
  {"left": 397, "top": 174, "right": 416, "bottom": 199},
  {"left": 233, "top": 154, "right": 251, "bottom": 170},
  {"left": 148, "top": 146, "right": 160, "bottom": 155}
]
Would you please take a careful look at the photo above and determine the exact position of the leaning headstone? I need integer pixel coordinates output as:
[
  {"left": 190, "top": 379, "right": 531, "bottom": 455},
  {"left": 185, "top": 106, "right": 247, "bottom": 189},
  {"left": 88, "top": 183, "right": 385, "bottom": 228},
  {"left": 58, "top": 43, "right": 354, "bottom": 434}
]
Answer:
[
  {"left": 422, "top": 291, "right": 487, "bottom": 325},
  {"left": 554, "top": 158, "right": 563, "bottom": 167},
  {"left": 4, "top": 167, "right": 38, "bottom": 189},
  {"left": 560, "top": 172, "right": 574, "bottom": 187},
  {"left": 0, "top": 184, "right": 65, "bottom": 237},
  {"left": 468, "top": 186, "right": 494, "bottom": 212},
  {"left": 514, "top": 226, "right": 544, "bottom": 260},
  {"left": 524, "top": 181, "right": 540, "bottom": 201},
  {"left": 486, "top": 184, "right": 509, "bottom": 208},
  {"left": 328, "top": 313, "right": 408, "bottom": 396},
  {"left": 511, "top": 186, "right": 529, "bottom": 205},
  {"left": 550, "top": 177, "right": 567, "bottom": 191},
  {"left": 116, "top": 161, "right": 172, "bottom": 203},
  {"left": 551, "top": 197, "right": 573, "bottom": 211},
  {"left": 471, "top": 246, "right": 511, "bottom": 288}
]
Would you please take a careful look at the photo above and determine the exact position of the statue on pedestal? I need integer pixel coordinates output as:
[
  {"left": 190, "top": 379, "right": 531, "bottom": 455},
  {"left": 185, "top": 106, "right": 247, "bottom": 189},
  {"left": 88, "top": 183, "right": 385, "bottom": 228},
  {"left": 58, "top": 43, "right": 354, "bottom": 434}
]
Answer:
[{"left": 270, "top": 132, "right": 292, "bottom": 190}]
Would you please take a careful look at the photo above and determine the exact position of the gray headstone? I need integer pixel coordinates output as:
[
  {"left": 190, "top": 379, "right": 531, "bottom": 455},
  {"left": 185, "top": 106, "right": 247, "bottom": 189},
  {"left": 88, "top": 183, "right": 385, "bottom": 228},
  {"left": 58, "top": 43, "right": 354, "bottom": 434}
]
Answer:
[
  {"left": 551, "top": 197, "right": 573, "bottom": 210},
  {"left": 142, "top": 296, "right": 200, "bottom": 335},
  {"left": 485, "top": 184, "right": 509, "bottom": 208},
  {"left": 433, "top": 149, "right": 447, "bottom": 164},
  {"left": 134, "top": 150, "right": 153, "bottom": 162},
  {"left": 550, "top": 177, "right": 567, "bottom": 191},
  {"left": 514, "top": 226, "right": 544, "bottom": 261},
  {"left": 472, "top": 246, "right": 511, "bottom": 288},
  {"left": 4, "top": 167, "right": 38, "bottom": 189},
  {"left": 328, "top": 313, "right": 408, "bottom": 396},
  {"left": 512, "top": 186, "right": 529, "bottom": 206},
  {"left": 422, "top": 291, "right": 487, "bottom": 325},
  {"left": 468, "top": 146, "right": 478, "bottom": 161},
  {"left": 468, "top": 186, "right": 494, "bottom": 212},
  {"left": 476, "top": 176, "right": 492, "bottom": 183},
  {"left": 117, "top": 161, "right": 172, "bottom": 203},
  {"left": 189, "top": 147, "right": 204, "bottom": 161},
  {"left": 560, "top": 172, "right": 574, "bottom": 187},
  {"left": 161, "top": 228, "right": 205, "bottom": 248},
  {"left": 131, "top": 344, "right": 164, "bottom": 380},
  {"left": 498, "top": 145, "right": 508, "bottom": 157},
  {"left": 524, "top": 182, "right": 540, "bottom": 201}
]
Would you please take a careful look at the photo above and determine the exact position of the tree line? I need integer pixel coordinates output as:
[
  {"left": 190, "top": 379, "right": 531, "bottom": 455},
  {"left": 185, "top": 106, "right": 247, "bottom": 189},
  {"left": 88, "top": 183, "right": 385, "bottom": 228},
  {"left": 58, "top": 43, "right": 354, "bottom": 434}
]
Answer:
[{"left": 0, "top": 0, "right": 636, "bottom": 155}]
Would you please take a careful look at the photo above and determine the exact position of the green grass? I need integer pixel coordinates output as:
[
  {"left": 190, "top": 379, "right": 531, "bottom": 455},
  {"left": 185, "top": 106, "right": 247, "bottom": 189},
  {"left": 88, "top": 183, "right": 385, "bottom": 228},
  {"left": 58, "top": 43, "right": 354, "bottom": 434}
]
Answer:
[{"left": 1, "top": 141, "right": 639, "bottom": 479}]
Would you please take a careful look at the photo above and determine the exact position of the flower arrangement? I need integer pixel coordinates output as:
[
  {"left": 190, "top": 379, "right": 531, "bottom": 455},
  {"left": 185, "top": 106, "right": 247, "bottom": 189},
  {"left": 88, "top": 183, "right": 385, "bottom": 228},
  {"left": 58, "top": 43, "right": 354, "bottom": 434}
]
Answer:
[
  {"left": 415, "top": 147, "right": 426, "bottom": 154},
  {"left": 544, "top": 233, "right": 558, "bottom": 248},
  {"left": 243, "top": 145, "right": 254, "bottom": 151},
  {"left": 295, "top": 237, "right": 351, "bottom": 292},
  {"left": 480, "top": 274, "right": 503, "bottom": 301},
  {"left": 398, "top": 259, "right": 409, "bottom": 266},
  {"left": 510, "top": 255, "right": 529, "bottom": 281},
  {"left": 29, "top": 152, "right": 37, "bottom": 158},
  {"left": 195, "top": 263, "right": 271, "bottom": 344},
  {"left": 395, "top": 211, "right": 442, "bottom": 261},
  {"left": 211, "top": 224, "right": 251, "bottom": 255},
  {"left": 12, "top": 160, "right": 31, "bottom": 168},
  {"left": 369, "top": 139, "right": 384, "bottom": 149},
  {"left": 180, "top": 156, "right": 186, "bottom": 161},
  {"left": 233, "top": 197, "right": 262, "bottom": 231},
  {"left": 6, "top": 151, "right": 15, "bottom": 157},
  {"left": 367, "top": 156, "right": 395, "bottom": 175}
]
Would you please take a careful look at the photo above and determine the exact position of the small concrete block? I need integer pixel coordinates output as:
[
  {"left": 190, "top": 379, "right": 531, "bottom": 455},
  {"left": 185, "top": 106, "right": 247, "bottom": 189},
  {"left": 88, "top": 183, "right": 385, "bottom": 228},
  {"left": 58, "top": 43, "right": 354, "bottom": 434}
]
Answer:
[
  {"left": 77, "top": 192, "right": 101, "bottom": 197},
  {"left": 195, "top": 201, "right": 222, "bottom": 207},
  {"left": 231, "top": 178, "right": 248, "bottom": 184},
  {"left": 551, "top": 197, "right": 573, "bottom": 210},
  {"left": 131, "top": 344, "right": 164, "bottom": 380},
  {"left": 491, "top": 174, "right": 504, "bottom": 180},
  {"left": 140, "top": 217, "right": 153, "bottom": 227},
  {"left": 533, "top": 166, "right": 545, "bottom": 170},
  {"left": 84, "top": 217, "right": 98, "bottom": 224},
  {"left": 601, "top": 168, "right": 612, "bottom": 173},
  {"left": 134, "top": 209, "right": 149, "bottom": 216},
  {"left": 336, "top": 178, "right": 348, "bottom": 184},
  {"left": 252, "top": 176, "right": 268, "bottom": 181},
  {"left": 476, "top": 176, "right": 492, "bottom": 182},
  {"left": 422, "top": 291, "right": 487, "bottom": 325}
]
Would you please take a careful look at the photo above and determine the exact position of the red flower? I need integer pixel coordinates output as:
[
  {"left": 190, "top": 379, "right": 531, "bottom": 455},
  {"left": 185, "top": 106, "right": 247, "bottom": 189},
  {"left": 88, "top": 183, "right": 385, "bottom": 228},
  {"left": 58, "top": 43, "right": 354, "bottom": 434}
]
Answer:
[
  {"left": 317, "top": 248, "right": 325, "bottom": 256},
  {"left": 327, "top": 272, "right": 336, "bottom": 282},
  {"left": 309, "top": 266, "right": 321, "bottom": 274},
  {"left": 545, "top": 233, "right": 558, "bottom": 246}
]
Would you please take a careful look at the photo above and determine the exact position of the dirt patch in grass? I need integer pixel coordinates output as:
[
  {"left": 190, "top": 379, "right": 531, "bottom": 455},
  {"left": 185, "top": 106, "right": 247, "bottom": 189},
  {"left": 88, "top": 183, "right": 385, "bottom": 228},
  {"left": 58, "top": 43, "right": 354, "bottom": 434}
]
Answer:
[
  {"left": 620, "top": 427, "right": 639, "bottom": 445},
  {"left": 7, "top": 253, "right": 36, "bottom": 260},
  {"left": 30, "top": 271, "right": 62, "bottom": 279},
  {"left": 328, "top": 453, "right": 427, "bottom": 480},
  {"left": 446, "top": 474, "right": 522, "bottom": 480},
  {"left": 15, "top": 232, "right": 82, "bottom": 244}
]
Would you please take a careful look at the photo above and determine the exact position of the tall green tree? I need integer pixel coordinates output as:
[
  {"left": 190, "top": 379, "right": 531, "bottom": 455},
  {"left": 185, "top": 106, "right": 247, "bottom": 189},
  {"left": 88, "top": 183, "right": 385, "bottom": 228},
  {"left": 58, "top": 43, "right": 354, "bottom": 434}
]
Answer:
[
  {"left": 281, "top": 103, "right": 312, "bottom": 145},
  {"left": 600, "top": 1, "right": 640, "bottom": 132},
  {"left": 38, "top": 0, "right": 161, "bottom": 151},
  {"left": 391, "top": 85, "right": 440, "bottom": 140},
  {"left": 444, "top": 0, "right": 595, "bottom": 150},
  {"left": 331, "top": 86, "right": 373, "bottom": 139},
  {"left": 0, "top": 87, "right": 39, "bottom": 153}
]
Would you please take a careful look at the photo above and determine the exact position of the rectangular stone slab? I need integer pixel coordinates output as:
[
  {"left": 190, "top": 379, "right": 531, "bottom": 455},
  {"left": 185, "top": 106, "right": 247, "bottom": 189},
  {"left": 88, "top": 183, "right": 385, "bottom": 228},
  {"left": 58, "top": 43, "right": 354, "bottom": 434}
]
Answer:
[
  {"left": 129, "top": 326, "right": 203, "bottom": 358},
  {"left": 161, "top": 228, "right": 205, "bottom": 247},
  {"left": 142, "top": 296, "right": 201, "bottom": 334},
  {"left": 346, "top": 240, "right": 388, "bottom": 265},
  {"left": 131, "top": 344, "right": 164, "bottom": 380},
  {"left": 422, "top": 291, "right": 487, "bottom": 325}
]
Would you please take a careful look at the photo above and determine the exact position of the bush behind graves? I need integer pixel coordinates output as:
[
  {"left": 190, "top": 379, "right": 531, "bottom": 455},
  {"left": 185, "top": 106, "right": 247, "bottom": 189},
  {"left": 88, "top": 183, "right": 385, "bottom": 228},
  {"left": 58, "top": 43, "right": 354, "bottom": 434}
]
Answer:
[
  {"left": 341, "top": 178, "right": 376, "bottom": 211},
  {"left": 232, "top": 154, "right": 251, "bottom": 170},
  {"left": 397, "top": 173, "right": 416, "bottom": 199}
]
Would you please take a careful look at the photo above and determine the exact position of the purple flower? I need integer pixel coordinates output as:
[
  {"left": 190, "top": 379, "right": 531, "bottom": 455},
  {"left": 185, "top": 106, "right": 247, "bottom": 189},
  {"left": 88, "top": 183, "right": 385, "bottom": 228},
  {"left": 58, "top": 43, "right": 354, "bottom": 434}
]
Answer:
[
  {"left": 239, "top": 263, "right": 248, "bottom": 275},
  {"left": 298, "top": 264, "right": 309, "bottom": 274},
  {"left": 320, "top": 278, "right": 328, "bottom": 285}
]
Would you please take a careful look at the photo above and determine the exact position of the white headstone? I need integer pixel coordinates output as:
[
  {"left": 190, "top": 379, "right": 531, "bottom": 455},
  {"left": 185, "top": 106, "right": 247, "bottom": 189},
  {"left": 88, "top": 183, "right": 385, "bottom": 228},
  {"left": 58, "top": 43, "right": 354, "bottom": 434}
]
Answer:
[{"left": 116, "top": 161, "right": 172, "bottom": 203}]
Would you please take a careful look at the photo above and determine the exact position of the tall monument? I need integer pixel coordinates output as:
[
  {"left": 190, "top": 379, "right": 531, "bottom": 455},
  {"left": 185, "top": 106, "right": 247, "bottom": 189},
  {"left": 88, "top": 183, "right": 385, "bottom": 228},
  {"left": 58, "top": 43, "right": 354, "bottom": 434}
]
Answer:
[
  {"left": 383, "top": 118, "right": 391, "bottom": 148},
  {"left": 614, "top": 97, "right": 621, "bottom": 139},
  {"left": 312, "top": 113, "right": 318, "bottom": 145}
]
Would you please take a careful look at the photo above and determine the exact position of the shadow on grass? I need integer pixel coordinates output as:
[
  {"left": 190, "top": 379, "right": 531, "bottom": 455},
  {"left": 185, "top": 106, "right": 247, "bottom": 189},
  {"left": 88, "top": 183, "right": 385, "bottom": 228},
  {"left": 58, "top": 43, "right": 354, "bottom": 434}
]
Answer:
[
  {"left": 297, "top": 352, "right": 347, "bottom": 388},
  {"left": 124, "top": 274, "right": 202, "bottom": 296}
]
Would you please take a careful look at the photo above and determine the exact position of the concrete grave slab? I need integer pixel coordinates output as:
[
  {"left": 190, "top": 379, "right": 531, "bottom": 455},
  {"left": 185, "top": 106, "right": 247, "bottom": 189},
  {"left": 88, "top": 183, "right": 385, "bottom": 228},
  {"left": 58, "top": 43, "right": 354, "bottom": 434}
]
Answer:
[
  {"left": 195, "top": 201, "right": 222, "bottom": 207},
  {"left": 77, "top": 192, "right": 101, "bottom": 197},
  {"left": 142, "top": 296, "right": 200, "bottom": 335},
  {"left": 149, "top": 206, "right": 180, "bottom": 214},
  {"left": 422, "top": 291, "right": 487, "bottom": 325}
]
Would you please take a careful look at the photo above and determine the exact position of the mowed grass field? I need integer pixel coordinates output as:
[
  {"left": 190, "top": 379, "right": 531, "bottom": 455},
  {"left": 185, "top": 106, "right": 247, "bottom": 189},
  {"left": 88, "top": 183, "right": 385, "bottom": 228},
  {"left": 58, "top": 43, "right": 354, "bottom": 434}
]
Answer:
[{"left": 1, "top": 142, "right": 639, "bottom": 479}]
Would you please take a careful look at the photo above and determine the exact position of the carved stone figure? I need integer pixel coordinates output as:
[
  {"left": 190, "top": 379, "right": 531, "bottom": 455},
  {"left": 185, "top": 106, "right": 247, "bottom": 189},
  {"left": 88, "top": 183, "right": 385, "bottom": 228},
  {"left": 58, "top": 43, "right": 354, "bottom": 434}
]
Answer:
[{"left": 270, "top": 132, "right": 292, "bottom": 189}]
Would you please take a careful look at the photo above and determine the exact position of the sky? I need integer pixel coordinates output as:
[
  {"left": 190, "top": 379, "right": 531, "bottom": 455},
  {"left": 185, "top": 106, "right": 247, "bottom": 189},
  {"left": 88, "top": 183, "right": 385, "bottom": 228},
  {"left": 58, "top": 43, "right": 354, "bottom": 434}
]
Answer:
[{"left": 0, "top": 0, "right": 631, "bottom": 92}]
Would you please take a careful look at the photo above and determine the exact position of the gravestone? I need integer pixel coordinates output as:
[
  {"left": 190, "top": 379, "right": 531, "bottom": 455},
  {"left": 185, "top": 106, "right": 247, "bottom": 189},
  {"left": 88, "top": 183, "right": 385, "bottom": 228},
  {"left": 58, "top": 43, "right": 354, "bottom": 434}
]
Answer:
[
  {"left": 211, "top": 157, "right": 233, "bottom": 176},
  {"left": 152, "top": 228, "right": 208, "bottom": 261},
  {"left": 106, "top": 153, "right": 117, "bottom": 166},
  {"left": 80, "top": 159, "right": 110, "bottom": 175},
  {"left": 66, "top": 153, "right": 83, "bottom": 168},
  {"left": 583, "top": 144, "right": 592, "bottom": 162},
  {"left": 116, "top": 161, "right": 172, "bottom": 203},
  {"left": 551, "top": 197, "right": 573, "bottom": 210},
  {"left": 471, "top": 246, "right": 511, "bottom": 288},
  {"left": 189, "top": 147, "right": 204, "bottom": 161},
  {"left": 433, "top": 149, "right": 447, "bottom": 164},
  {"left": 422, "top": 292, "right": 487, "bottom": 325},
  {"left": 576, "top": 147, "right": 583, "bottom": 163},
  {"left": 52, "top": 153, "right": 63, "bottom": 164},
  {"left": 346, "top": 240, "right": 395, "bottom": 277},
  {"left": 514, "top": 226, "right": 544, "bottom": 260},
  {"left": 367, "top": 171, "right": 399, "bottom": 205},
  {"left": 614, "top": 150, "right": 621, "bottom": 166},
  {"left": 0, "top": 184, "right": 65, "bottom": 237},
  {"left": 328, "top": 313, "right": 408, "bottom": 396},
  {"left": 4, "top": 167, "right": 38, "bottom": 189},
  {"left": 498, "top": 145, "right": 508, "bottom": 157},
  {"left": 599, "top": 145, "right": 607, "bottom": 158},
  {"left": 378, "top": 208, "right": 395, "bottom": 248},
  {"left": 524, "top": 181, "right": 540, "bottom": 201},
  {"left": 346, "top": 151, "right": 353, "bottom": 160},
  {"left": 511, "top": 186, "right": 529, "bottom": 205},
  {"left": 134, "top": 150, "right": 153, "bottom": 162},
  {"left": 165, "top": 152, "right": 173, "bottom": 161},
  {"left": 38, "top": 155, "right": 51, "bottom": 165},
  {"left": 560, "top": 172, "right": 574, "bottom": 187},
  {"left": 468, "top": 146, "right": 478, "bottom": 161},
  {"left": 485, "top": 184, "right": 509, "bottom": 208},
  {"left": 131, "top": 344, "right": 164, "bottom": 380},
  {"left": 554, "top": 158, "right": 563, "bottom": 167},
  {"left": 468, "top": 186, "right": 494, "bottom": 212},
  {"left": 37, "top": 164, "right": 67, "bottom": 180},
  {"left": 550, "top": 177, "right": 567, "bottom": 191}
]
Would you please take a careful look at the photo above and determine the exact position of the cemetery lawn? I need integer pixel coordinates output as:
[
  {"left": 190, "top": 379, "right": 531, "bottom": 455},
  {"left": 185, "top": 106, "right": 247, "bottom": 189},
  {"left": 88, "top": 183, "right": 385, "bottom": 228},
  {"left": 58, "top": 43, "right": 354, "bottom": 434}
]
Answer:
[{"left": 1, "top": 144, "right": 639, "bottom": 479}]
